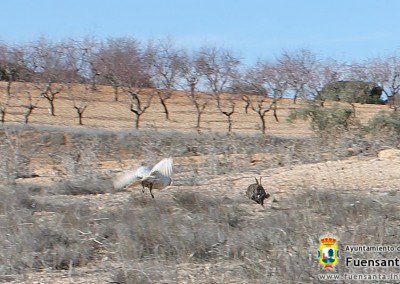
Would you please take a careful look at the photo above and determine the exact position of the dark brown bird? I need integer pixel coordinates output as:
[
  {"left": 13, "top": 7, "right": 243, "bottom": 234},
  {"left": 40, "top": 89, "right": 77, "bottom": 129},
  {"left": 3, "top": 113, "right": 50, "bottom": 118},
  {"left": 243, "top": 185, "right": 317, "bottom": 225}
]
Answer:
[{"left": 246, "top": 177, "right": 270, "bottom": 206}]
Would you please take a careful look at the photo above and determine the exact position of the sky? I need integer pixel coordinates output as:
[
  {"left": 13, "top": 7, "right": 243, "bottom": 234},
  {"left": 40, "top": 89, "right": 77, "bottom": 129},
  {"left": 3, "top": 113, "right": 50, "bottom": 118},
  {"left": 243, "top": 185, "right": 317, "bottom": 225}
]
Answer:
[{"left": 2, "top": 0, "right": 400, "bottom": 65}]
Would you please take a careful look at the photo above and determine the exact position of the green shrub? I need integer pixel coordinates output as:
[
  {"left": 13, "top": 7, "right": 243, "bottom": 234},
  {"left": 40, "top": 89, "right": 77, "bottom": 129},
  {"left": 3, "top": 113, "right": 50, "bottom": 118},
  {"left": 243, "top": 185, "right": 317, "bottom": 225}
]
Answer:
[
  {"left": 366, "top": 110, "right": 400, "bottom": 137},
  {"left": 289, "top": 102, "right": 357, "bottom": 136}
]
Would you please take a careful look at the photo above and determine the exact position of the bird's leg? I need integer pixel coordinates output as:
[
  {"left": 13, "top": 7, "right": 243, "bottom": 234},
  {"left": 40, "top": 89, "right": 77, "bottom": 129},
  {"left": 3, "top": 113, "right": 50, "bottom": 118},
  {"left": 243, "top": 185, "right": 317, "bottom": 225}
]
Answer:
[
  {"left": 149, "top": 184, "right": 154, "bottom": 198},
  {"left": 141, "top": 184, "right": 145, "bottom": 193}
]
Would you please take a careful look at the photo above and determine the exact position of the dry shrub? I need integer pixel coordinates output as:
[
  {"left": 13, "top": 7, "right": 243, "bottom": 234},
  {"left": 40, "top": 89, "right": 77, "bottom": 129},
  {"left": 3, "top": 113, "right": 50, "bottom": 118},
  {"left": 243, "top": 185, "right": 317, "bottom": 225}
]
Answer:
[
  {"left": 0, "top": 177, "right": 399, "bottom": 283},
  {"left": 0, "top": 185, "right": 105, "bottom": 274},
  {"left": 2, "top": 123, "right": 400, "bottom": 282},
  {"left": 105, "top": 188, "right": 400, "bottom": 283},
  {"left": 49, "top": 176, "right": 114, "bottom": 195}
]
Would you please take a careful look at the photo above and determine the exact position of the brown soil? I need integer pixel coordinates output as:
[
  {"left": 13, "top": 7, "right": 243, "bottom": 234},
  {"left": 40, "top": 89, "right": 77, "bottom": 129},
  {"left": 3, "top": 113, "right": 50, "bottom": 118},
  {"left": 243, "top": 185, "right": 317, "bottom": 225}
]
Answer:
[{"left": 1, "top": 83, "right": 398, "bottom": 283}]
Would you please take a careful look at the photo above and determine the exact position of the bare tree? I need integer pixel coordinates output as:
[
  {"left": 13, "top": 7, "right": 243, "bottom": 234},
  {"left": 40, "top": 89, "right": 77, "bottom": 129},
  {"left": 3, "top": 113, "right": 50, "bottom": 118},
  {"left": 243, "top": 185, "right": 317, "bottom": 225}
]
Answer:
[
  {"left": 231, "top": 61, "right": 266, "bottom": 113},
  {"left": 122, "top": 42, "right": 155, "bottom": 129},
  {"left": 100, "top": 38, "right": 155, "bottom": 129},
  {"left": 0, "top": 44, "right": 15, "bottom": 97},
  {"left": 60, "top": 38, "right": 87, "bottom": 83},
  {"left": 352, "top": 56, "right": 400, "bottom": 109},
  {"left": 68, "top": 84, "right": 91, "bottom": 125},
  {"left": 40, "top": 83, "right": 63, "bottom": 115},
  {"left": 98, "top": 37, "right": 143, "bottom": 101},
  {"left": 216, "top": 93, "right": 237, "bottom": 132},
  {"left": 308, "top": 59, "right": 343, "bottom": 106},
  {"left": 75, "top": 36, "right": 101, "bottom": 91},
  {"left": 178, "top": 49, "right": 212, "bottom": 130},
  {"left": 195, "top": 46, "right": 241, "bottom": 131},
  {"left": 260, "top": 62, "right": 288, "bottom": 122},
  {"left": 233, "top": 62, "right": 282, "bottom": 134},
  {"left": 277, "top": 49, "right": 319, "bottom": 104},
  {"left": 128, "top": 89, "right": 153, "bottom": 129},
  {"left": 156, "top": 90, "right": 172, "bottom": 120},
  {"left": 250, "top": 93, "right": 280, "bottom": 134},
  {"left": 73, "top": 99, "right": 90, "bottom": 125},
  {"left": 380, "top": 56, "right": 400, "bottom": 102},
  {"left": 28, "top": 38, "right": 69, "bottom": 116},
  {"left": 196, "top": 46, "right": 241, "bottom": 93},
  {"left": 190, "top": 91, "right": 212, "bottom": 130},
  {"left": 17, "top": 91, "right": 41, "bottom": 124},
  {"left": 0, "top": 43, "right": 30, "bottom": 96},
  {"left": 149, "top": 39, "right": 184, "bottom": 120}
]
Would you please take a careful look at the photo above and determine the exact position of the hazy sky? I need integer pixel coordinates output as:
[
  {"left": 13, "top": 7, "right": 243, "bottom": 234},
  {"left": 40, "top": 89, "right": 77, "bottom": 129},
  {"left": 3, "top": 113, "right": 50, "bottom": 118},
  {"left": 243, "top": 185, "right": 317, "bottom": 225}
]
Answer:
[{"left": 2, "top": 0, "right": 399, "bottom": 64}]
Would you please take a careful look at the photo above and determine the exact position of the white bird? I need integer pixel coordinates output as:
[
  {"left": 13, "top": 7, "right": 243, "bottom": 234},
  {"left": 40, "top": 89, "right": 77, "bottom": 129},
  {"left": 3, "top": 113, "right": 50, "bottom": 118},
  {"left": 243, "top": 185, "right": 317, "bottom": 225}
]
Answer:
[{"left": 112, "top": 158, "right": 173, "bottom": 198}]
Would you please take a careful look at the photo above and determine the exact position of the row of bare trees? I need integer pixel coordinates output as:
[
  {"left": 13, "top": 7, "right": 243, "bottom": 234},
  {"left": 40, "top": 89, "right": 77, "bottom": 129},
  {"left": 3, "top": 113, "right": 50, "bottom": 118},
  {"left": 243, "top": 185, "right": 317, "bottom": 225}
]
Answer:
[{"left": 0, "top": 36, "right": 400, "bottom": 132}]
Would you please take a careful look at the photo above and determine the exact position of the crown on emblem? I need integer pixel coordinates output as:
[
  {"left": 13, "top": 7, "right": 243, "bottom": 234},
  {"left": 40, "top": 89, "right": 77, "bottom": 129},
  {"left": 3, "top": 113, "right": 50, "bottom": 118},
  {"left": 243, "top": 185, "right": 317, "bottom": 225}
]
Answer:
[{"left": 320, "top": 236, "right": 336, "bottom": 245}]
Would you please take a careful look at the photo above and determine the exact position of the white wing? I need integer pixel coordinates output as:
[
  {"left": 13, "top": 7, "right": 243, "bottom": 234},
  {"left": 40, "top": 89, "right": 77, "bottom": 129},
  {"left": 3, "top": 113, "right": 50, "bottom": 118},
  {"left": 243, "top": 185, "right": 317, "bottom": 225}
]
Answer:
[
  {"left": 150, "top": 158, "right": 173, "bottom": 178},
  {"left": 113, "top": 158, "right": 173, "bottom": 192},
  {"left": 136, "top": 166, "right": 152, "bottom": 178},
  {"left": 142, "top": 158, "right": 173, "bottom": 189},
  {"left": 112, "top": 165, "right": 151, "bottom": 191}
]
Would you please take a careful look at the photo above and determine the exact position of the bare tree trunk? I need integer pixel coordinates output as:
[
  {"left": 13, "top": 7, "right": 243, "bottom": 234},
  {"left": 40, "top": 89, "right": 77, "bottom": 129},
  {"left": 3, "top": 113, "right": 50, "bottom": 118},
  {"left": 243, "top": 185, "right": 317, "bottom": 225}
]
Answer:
[
  {"left": 157, "top": 91, "right": 172, "bottom": 120},
  {"left": 24, "top": 106, "right": 35, "bottom": 124},
  {"left": 259, "top": 113, "right": 266, "bottom": 134},
  {"left": 74, "top": 105, "right": 88, "bottom": 125},
  {"left": 272, "top": 101, "right": 279, "bottom": 122},
  {"left": 221, "top": 111, "right": 234, "bottom": 132},
  {"left": 161, "top": 99, "right": 169, "bottom": 120},
  {"left": 129, "top": 109, "right": 141, "bottom": 129},
  {"left": 228, "top": 115, "right": 233, "bottom": 132},
  {"left": 189, "top": 92, "right": 209, "bottom": 131},
  {"left": 0, "top": 102, "right": 8, "bottom": 123},
  {"left": 134, "top": 114, "right": 140, "bottom": 129},
  {"left": 6, "top": 80, "right": 12, "bottom": 97},
  {"left": 113, "top": 85, "right": 119, "bottom": 101},
  {"left": 196, "top": 112, "right": 202, "bottom": 130},
  {"left": 90, "top": 73, "right": 98, "bottom": 91},
  {"left": 20, "top": 92, "right": 39, "bottom": 124},
  {"left": 129, "top": 91, "right": 152, "bottom": 129},
  {"left": 49, "top": 98, "right": 55, "bottom": 116},
  {"left": 1, "top": 110, "right": 6, "bottom": 123},
  {"left": 41, "top": 84, "right": 63, "bottom": 116},
  {"left": 242, "top": 95, "right": 250, "bottom": 114},
  {"left": 77, "top": 111, "right": 84, "bottom": 125},
  {"left": 161, "top": 100, "right": 170, "bottom": 121},
  {"left": 216, "top": 97, "right": 235, "bottom": 132}
]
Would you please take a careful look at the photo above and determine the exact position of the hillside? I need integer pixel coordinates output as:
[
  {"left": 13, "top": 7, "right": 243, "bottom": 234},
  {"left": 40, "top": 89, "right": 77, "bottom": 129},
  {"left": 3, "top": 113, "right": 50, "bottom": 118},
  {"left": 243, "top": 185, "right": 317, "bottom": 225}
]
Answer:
[
  {"left": 0, "top": 84, "right": 399, "bottom": 283},
  {"left": 0, "top": 83, "right": 390, "bottom": 135}
]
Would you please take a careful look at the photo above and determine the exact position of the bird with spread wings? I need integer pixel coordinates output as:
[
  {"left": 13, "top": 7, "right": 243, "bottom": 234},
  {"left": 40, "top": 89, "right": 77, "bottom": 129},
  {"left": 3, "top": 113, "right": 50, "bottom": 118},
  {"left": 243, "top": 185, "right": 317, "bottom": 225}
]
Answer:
[{"left": 113, "top": 158, "right": 173, "bottom": 198}]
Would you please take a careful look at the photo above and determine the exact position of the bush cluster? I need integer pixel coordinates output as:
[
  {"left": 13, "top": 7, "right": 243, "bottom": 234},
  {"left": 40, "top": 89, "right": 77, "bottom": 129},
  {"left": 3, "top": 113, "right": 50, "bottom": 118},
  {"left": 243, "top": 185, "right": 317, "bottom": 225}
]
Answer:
[{"left": 289, "top": 102, "right": 357, "bottom": 136}]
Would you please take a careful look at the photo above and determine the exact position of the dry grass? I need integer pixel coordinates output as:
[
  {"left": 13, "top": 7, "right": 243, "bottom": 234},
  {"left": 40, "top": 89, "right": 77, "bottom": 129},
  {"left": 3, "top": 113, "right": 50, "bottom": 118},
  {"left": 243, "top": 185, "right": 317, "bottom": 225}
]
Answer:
[
  {"left": 0, "top": 83, "right": 399, "bottom": 283},
  {"left": 0, "top": 180, "right": 399, "bottom": 283}
]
